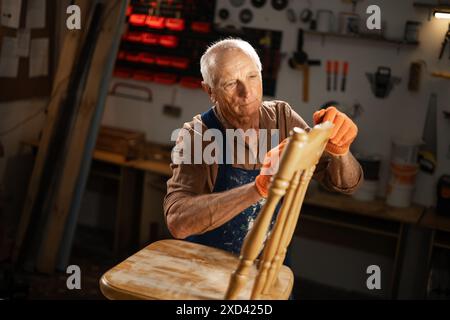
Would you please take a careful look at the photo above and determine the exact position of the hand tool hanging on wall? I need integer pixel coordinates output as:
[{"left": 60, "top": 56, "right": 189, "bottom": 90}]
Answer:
[
  {"left": 366, "top": 67, "right": 401, "bottom": 98},
  {"left": 418, "top": 93, "right": 438, "bottom": 174},
  {"left": 438, "top": 23, "right": 450, "bottom": 59},
  {"left": 251, "top": 0, "right": 267, "bottom": 8},
  {"left": 271, "top": 0, "right": 288, "bottom": 11},
  {"left": 239, "top": 9, "right": 253, "bottom": 24},
  {"left": 408, "top": 60, "right": 425, "bottom": 92},
  {"left": 230, "top": 0, "right": 245, "bottom": 8},
  {"left": 333, "top": 60, "right": 339, "bottom": 91},
  {"left": 219, "top": 8, "right": 230, "bottom": 20},
  {"left": 286, "top": 0, "right": 296, "bottom": 23},
  {"left": 341, "top": 61, "right": 349, "bottom": 92},
  {"left": 300, "top": 0, "right": 313, "bottom": 24},
  {"left": 326, "top": 60, "right": 332, "bottom": 91},
  {"left": 288, "top": 29, "right": 321, "bottom": 102}
]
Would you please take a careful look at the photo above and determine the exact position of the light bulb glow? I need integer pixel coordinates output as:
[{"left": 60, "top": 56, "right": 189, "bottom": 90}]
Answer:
[{"left": 434, "top": 11, "right": 450, "bottom": 19}]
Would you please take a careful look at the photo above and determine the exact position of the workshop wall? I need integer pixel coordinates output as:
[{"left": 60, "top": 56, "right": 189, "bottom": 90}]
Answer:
[
  {"left": 100, "top": 0, "right": 450, "bottom": 298},
  {"left": 104, "top": 0, "right": 450, "bottom": 196}
]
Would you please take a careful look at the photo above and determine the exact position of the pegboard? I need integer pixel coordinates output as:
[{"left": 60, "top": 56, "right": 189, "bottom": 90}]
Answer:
[{"left": 113, "top": 0, "right": 283, "bottom": 96}]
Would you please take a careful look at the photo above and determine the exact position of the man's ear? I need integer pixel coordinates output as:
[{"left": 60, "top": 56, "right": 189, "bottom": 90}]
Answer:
[
  {"left": 201, "top": 82, "right": 212, "bottom": 95},
  {"left": 202, "top": 82, "right": 216, "bottom": 103}
]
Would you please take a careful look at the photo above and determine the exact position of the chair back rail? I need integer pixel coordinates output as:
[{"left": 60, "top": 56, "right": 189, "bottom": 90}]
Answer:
[{"left": 225, "top": 123, "right": 333, "bottom": 299}]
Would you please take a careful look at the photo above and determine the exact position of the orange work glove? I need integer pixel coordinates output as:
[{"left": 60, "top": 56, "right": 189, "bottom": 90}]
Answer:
[
  {"left": 255, "top": 139, "right": 288, "bottom": 198},
  {"left": 313, "top": 106, "right": 358, "bottom": 156}
]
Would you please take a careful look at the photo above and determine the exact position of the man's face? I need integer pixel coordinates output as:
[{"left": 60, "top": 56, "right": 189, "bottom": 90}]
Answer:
[{"left": 210, "top": 49, "right": 263, "bottom": 126}]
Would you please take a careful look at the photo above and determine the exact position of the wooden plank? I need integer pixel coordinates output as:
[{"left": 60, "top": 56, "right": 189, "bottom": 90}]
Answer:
[
  {"left": 35, "top": 0, "right": 129, "bottom": 273},
  {"left": 12, "top": 0, "right": 92, "bottom": 264},
  {"left": 304, "top": 188, "right": 424, "bottom": 224}
]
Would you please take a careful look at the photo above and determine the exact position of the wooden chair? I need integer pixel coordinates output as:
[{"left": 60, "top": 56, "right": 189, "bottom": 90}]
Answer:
[{"left": 100, "top": 123, "right": 333, "bottom": 300}]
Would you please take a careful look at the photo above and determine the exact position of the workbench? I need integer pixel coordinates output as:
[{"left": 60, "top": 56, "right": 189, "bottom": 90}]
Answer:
[
  {"left": 300, "top": 187, "right": 425, "bottom": 299},
  {"left": 88, "top": 148, "right": 172, "bottom": 257},
  {"left": 419, "top": 208, "right": 450, "bottom": 298}
]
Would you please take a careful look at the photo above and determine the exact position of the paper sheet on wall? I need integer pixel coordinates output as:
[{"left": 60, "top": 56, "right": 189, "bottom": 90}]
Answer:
[
  {"left": 1, "top": 0, "right": 22, "bottom": 29},
  {"left": 0, "top": 37, "right": 19, "bottom": 77},
  {"left": 16, "top": 29, "right": 31, "bottom": 57},
  {"left": 29, "top": 38, "right": 48, "bottom": 78},
  {"left": 26, "top": 0, "right": 46, "bottom": 29}
]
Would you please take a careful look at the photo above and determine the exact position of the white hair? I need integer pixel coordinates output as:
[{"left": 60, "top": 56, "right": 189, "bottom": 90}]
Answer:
[{"left": 200, "top": 38, "right": 263, "bottom": 87}]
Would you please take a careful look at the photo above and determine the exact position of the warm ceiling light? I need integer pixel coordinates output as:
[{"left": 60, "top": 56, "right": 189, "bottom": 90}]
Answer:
[{"left": 434, "top": 10, "right": 450, "bottom": 19}]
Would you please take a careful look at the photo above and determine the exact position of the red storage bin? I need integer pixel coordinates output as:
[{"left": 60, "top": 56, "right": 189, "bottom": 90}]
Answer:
[
  {"left": 141, "top": 33, "right": 159, "bottom": 45},
  {"left": 117, "top": 50, "right": 127, "bottom": 60},
  {"left": 125, "top": 52, "right": 141, "bottom": 63},
  {"left": 154, "top": 73, "right": 177, "bottom": 85},
  {"left": 165, "top": 18, "right": 185, "bottom": 31},
  {"left": 113, "top": 68, "right": 132, "bottom": 78},
  {"left": 159, "top": 35, "right": 179, "bottom": 48},
  {"left": 129, "top": 14, "right": 147, "bottom": 26},
  {"left": 124, "top": 32, "right": 142, "bottom": 43},
  {"left": 133, "top": 71, "right": 155, "bottom": 82},
  {"left": 191, "top": 22, "right": 211, "bottom": 33},
  {"left": 146, "top": 16, "right": 165, "bottom": 29},
  {"left": 180, "top": 76, "right": 202, "bottom": 89},
  {"left": 139, "top": 53, "right": 156, "bottom": 65},
  {"left": 170, "top": 57, "right": 189, "bottom": 69},
  {"left": 155, "top": 56, "right": 172, "bottom": 67}
]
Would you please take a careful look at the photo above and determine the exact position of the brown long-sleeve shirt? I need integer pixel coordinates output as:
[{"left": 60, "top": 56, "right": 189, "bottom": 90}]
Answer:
[{"left": 164, "top": 100, "right": 363, "bottom": 237}]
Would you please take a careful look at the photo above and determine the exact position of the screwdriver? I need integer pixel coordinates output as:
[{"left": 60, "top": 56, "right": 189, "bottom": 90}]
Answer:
[
  {"left": 326, "top": 60, "right": 332, "bottom": 91},
  {"left": 333, "top": 60, "right": 339, "bottom": 91},
  {"left": 341, "top": 61, "right": 349, "bottom": 92}
]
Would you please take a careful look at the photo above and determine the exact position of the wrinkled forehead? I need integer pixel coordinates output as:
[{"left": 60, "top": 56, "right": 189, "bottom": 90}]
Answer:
[
  {"left": 211, "top": 48, "right": 259, "bottom": 84},
  {"left": 216, "top": 48, "right": 258, "bottom": 67}
]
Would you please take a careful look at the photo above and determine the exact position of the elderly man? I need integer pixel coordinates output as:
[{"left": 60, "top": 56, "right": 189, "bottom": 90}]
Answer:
[{"left": 164, "top": 38, "right": 362, "bottom": 255}]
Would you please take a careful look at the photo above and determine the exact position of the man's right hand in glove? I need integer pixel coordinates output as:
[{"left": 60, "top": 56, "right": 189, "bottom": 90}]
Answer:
[{"left": 255, "top": 139, "right": 289, "bottom": 198}]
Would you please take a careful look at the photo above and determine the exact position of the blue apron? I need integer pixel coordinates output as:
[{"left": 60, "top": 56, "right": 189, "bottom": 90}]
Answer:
[{"left": 186, "top": 108, "right": 289, "bottom": 264}]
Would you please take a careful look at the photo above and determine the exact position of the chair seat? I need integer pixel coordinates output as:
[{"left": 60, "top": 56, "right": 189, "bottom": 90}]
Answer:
[{"left": 100, "top": 239, "right": 294, "bottom": 300}]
